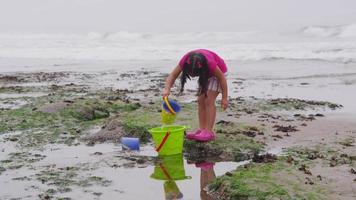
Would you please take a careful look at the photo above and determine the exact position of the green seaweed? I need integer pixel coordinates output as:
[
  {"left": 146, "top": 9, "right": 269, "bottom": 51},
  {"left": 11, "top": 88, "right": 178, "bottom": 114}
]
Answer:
[{"left": 209, "top": 158, "right": 328, "bottom": 200}]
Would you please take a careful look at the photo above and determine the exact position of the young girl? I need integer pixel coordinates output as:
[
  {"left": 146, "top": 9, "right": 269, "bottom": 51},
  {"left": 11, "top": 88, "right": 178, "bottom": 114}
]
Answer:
[{"left": 162, "top": 49, "right": 228, "bottom": 142}]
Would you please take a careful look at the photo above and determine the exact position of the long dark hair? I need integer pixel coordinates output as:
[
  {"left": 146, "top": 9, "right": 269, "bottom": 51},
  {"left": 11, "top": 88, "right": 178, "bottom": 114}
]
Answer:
[{"left": 180, "top": 52, "right": 209, "bottom": 96}]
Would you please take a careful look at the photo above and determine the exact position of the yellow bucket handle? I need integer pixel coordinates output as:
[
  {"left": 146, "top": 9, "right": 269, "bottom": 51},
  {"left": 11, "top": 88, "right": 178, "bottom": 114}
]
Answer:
[{"left": 163, "top": 96, "right": 176, "bottom": 115}]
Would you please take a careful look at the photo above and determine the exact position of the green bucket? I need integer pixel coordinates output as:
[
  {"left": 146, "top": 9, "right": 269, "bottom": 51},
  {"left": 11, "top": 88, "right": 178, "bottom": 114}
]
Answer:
[
  {"left": 149, "top": 125, "right": 187, "bottom": 156},
  {"left": 150, "top": 154, "right": 190, "bottom": 181}
]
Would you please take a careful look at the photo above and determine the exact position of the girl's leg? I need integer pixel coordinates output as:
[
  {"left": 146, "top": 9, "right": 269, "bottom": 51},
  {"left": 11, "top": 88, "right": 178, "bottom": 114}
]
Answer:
[
  {"left": 198, "top": 94, "right": 207, "bottom": 129},
  {"left": 204, "top": 90, "right": 219, "bottom": 131}
]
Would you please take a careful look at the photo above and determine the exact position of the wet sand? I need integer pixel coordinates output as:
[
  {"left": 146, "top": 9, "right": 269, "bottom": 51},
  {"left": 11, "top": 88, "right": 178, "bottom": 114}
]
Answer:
[{"left": 0, "top": 59, "right": 355, "bottom": 199}]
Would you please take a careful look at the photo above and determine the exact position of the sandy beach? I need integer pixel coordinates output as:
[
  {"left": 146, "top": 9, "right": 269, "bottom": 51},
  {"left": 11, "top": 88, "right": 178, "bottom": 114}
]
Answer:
[
  {"left": 1, "top": 0, "right": 356, "bottom": 199},
  {"left": 0, "top": 56, "right": 355, "bottom": 199}
]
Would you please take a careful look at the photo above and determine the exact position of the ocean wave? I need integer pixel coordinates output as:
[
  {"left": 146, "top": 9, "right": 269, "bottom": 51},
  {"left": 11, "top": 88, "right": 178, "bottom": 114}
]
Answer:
[
  {"left": 0, "top": 29, "right": 355, "bottom": 63},
  {"left": 252, "top": 72, "right": 356, "bottom": 81},
  {"left": 300, "top": 24, "right": 356, "bottom": 38}
]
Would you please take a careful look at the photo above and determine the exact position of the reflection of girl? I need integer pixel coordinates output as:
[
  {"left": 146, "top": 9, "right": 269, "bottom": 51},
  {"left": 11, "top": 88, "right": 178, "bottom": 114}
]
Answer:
[
  {"left": 197, "top": 162, "right": 216, "bottom": 200},
  {"left": 163, "top": 49, "right": 228, "bottom": 142}
]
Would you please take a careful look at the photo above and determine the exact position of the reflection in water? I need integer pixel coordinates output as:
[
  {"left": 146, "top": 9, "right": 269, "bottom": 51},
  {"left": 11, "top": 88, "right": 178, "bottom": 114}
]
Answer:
[
  {"left": 164, "top": 180, "right": 183, "bottom": 199},
  {"left": 150, "top": 154, "right": 190, "bottom": 200},
  {"left": 150, "top": 154, "right": 220, "bottom": 200},
  {"left": 197, "top": 162, "right": 216, "bottom": 200}
]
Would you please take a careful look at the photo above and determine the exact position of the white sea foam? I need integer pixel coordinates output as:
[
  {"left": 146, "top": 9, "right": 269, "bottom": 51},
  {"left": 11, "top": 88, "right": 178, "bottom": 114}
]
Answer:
[
  {"left": 301, "top": 24, "right": 356, "bottom": 38},
  {"left": 0, "top": 25, "right": 355, "bottom": 63}
]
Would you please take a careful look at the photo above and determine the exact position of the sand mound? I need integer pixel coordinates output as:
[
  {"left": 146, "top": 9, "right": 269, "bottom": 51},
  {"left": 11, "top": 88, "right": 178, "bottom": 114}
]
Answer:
[{"left": 83, "top": 118, "right": 123, "bottom": 144}]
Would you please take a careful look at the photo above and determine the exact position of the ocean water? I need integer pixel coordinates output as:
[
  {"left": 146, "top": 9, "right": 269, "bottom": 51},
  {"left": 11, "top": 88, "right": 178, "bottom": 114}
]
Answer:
[
  {"left": 1, "top": 25, "right": 356, "bottom": 118},
  {"left": 0, "top": 24, "right": 356, "bottom": 63}
]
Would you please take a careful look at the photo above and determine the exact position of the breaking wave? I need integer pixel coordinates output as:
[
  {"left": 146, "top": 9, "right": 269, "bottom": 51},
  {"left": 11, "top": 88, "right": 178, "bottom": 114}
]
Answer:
[
  {"left": 301, "top": 24, "right": 356, "bottom": 38},
  {"left": 0, "top": 25, "right": 355, "bottom": 63}
]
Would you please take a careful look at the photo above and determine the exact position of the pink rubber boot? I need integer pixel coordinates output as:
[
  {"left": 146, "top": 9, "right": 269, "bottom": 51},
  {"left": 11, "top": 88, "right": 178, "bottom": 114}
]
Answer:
[
  {"left": 192, "top": 130, "right": 215, "bottom": 142},
  {"left": 186, "top": 129, "right": 202, "bottom": 140}
]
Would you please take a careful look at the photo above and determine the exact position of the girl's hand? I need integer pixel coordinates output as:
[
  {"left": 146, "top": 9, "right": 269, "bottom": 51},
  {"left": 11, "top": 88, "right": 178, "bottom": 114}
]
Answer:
[
  {"left": 162, "top": 88, "right": 170, "bottom": 97},
  {"left": 221, "top": 98, "right": 228, "bottom": 110}
]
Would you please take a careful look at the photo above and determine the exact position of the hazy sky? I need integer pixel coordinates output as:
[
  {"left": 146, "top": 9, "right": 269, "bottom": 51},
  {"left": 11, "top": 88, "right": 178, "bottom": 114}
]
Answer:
[{"left": 1, "top": 0, "right": 356, "bottom": 33}]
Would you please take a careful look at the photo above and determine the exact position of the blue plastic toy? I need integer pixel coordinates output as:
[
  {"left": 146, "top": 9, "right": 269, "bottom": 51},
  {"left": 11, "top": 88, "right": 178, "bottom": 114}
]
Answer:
[{"left": 121, "top": 137, "right": 140, "bottom": 150}]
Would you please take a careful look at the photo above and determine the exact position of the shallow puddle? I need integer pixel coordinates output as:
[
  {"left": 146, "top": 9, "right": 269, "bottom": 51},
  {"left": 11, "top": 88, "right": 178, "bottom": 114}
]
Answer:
[{"left": 0, "top": 141, "right": 246, "bottom": 200}]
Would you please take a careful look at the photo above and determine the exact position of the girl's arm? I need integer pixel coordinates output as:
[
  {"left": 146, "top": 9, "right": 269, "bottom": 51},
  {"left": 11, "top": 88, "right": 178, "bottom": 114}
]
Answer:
[
  {"left": 213, "top": 67, "right": 228, "bottom": 110},
  {"left": 162, "top": 65, "right": 182, "bottom": 97}
]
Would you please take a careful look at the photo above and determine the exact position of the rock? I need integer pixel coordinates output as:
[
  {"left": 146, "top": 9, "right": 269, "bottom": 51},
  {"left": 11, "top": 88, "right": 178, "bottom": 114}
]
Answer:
[
  {"left": 271, "top": 134, "right": 283, "bottom": 139},
  {"left": 305, "top": 177, "right": 314, "bottom": 185},
  {"left": 299, "top": 164, "right": 312, "bottom": 175},
  {"left": 93, "top": 192, "right": 102, "bottom": 196},
  {"left": 0, "top": 166, "right": 5, "bottom": 174},
  {"left": 225, "top": 172, "right": 233, "bottom": 177},
  {"left": 9, "top": 137, "right": 18, "bottom": 142},
  {"left": 273, "top": 125, "right": 298, "bottom": 132},
  {"left": 330, "top": 160, "right": 337, "bottom": 167},
  {"left": 349, "top": 155, "right": 356, "bottom": 161},
  {"left": 216, "top": 120, "right": 233, "bottom": 125},
  {"left": 136, "top": 158, "right": 146, "bottom": 164},
  {"left": 252, "top": 153, "right": 277, "bottom": 163},
  {"left": 248, "top": 127, "right": 259, "bottom": 132},
  {"left": 350, "top": 168, "right": 356, "bottom": 174},
  {"left": 242, "top": 131, "right": 256, "bottom": 137},
  {"left": 307, "top": 152, "right": 319, "bottom": 160},
  {"left": 286, "top": 156, "right": 294, "bottom": 164}
]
